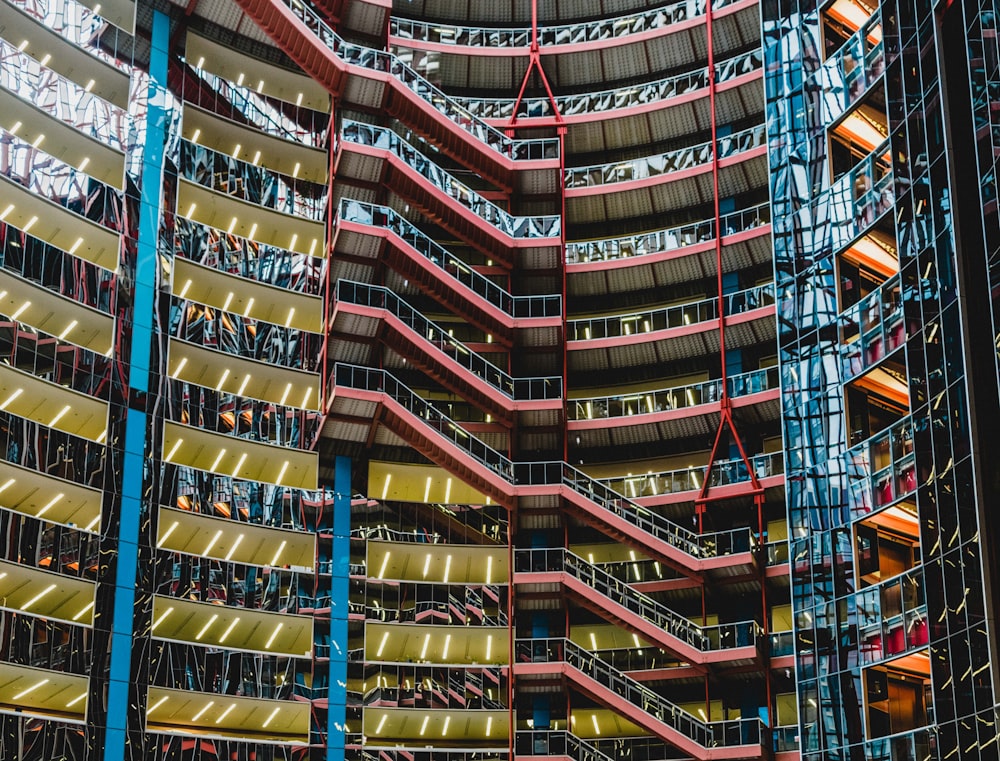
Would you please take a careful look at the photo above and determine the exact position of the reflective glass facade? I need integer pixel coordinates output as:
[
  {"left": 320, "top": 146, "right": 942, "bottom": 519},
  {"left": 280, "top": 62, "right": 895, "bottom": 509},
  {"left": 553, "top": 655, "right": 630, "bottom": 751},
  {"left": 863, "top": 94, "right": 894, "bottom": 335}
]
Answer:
[{"left": 2, "top": 0, "right": 998, "bottom": 759}]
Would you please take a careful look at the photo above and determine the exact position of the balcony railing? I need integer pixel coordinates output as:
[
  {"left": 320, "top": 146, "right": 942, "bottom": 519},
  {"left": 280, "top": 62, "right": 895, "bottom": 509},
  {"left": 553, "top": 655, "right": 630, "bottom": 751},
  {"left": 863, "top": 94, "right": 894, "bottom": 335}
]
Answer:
[
  {"left": 335, "top": 280, "right": 561, "bottom": 400},
  {"left": 332, "top": 363, "right": 752, "bottom": 560},
  {"left": 0, "top": 40, "right": 127, "bottom": 150},
  {"left": 392, "top": 0, "right": 745, "bottom": 51},
  {"left": 7, "top": 0, "right": 132, "bottom": 73},
  {"left": 279, "top": 0, "right": 558, "bottom": 161},
  {"left": 515, "top": 548, "right": 758, "bottom": 651},
  {"left": 457, "top": 49, "right": 763, "bottom": 120},
  {"left": 565, "top": 123, "right": 766, "bottom": 189},
  {"left": 567, "top": 283, "right": 775, "bottom": 341},
  {"left": 596, "top": 451, "right": 784, "bottom": 499},
  {"left": 341, "top": 121, "right": 561, "bottom": 238},
  {"left": 844, "top": 416, "right": 915, "bottom": 518},
  {"left": 0, "top": 132, "right": 123, "bottom": 232},
  {"left": 515, "top": 731, "right": 615, "bottom": 761},
  {"left": 180, "top": 140, "right": 326, "bottom": 222},
  {"left": 569, "top": 366, "right": 779, "bottom": 420},
  {"left": 174, "top": 217, "right": 325, "bottom": 296},
  {"left": 337, "top": 200, "right": 562, "bottom": 318},
  {"left": 567, "top": 202, "right": 770, "bottom": 264}
]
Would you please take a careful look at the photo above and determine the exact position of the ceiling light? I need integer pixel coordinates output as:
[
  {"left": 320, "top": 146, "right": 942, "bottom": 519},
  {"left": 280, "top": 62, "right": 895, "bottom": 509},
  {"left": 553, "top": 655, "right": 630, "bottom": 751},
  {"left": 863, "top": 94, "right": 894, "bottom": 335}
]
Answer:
[
  {"left": 265, "top": 622, "right": 282, "bottom": 649},
  {"left": 269, "top": 540, "right": 286, "bottom": 567},
  {"left": 209, "top": 448, "right": 226, "bottom": 472},
  {"left": 164, "top": 438, "right": 183, "bottom": 462},
  {"left": 275, "top": 461, "right": 289, "bottom": 485},
  {"left": 13, "top": 679, "right": 49, "bottom": 700},
  {"left": 11, "top": 300, "right": 31, "bottom": 320},
  {"left": 420, "top": 633, "right": 430, "bottom": 660},
  {"left": 48, "top": 405, "right": 71, "bottom": 428},
  {"left": 262, "top": 707, "right": 281, "bottom": 728},
  {"left": 231, "top": 453, "right": 247, "bottom": 478},
  {"left": 422, "top": 553, "right": 431, "bottom": 578},
  {"left": 441, "top": 716, "right": 450, "bottom": 736},
  {"left": 280, "top": 383, "right": 292, "bottom": 406},
  {"left": 148, "top": 694, "right": 169, "bottom": 714},
  {"left": 72, "top": 600, "right": 95, "bottom": 621},
  {"left": 0, "top": 389, "right": 23, "bottom": 410},
  {"left": 172, "top": 357, "right": 188, "bottom": 378},
  {"left": 0, "top": 478, "right": 15, "bottom": 493},
  {"left": 58, "top": 320, "right": 78, "bottom": 340},
  {"left": 218, "top": 616, "right": 240, "bottom": 643},
  {"left": 377, "top": 551, "right": 391, "bottom": 579},
  {"left": 152, "top": 606, "right": 174, "bottom": 631},
  {"left": 215, "top": 703, "right": 237, "bottom": 724},
  {"left": 285, "top": 307, "right": 295, "bottom": 328},
  {"left": 194, "top": 613, "right": 218, "bottom": 640},
  {"left": 191, "top": 700, "right": 214, "bottom": 722},
  {"left": 78, "top": 157, "right": 90, "bottom": 172},
  {"left": 215, "top": 368, "right": 230, "bottom": 391},
  {"left": 442, "top": 634, "right": 451, "bottom": 659},
  {"left": 419, "top": 715, "right": 429, "bottom": 736},
  {"left": 486, "top": 635, "right": 493, "bottom": 661},
  {"left": 237, "top": 374, "right": 252, "bottom": 396},
  {"left": 22, "top": 584, "right": 57, "bottom": 610},
  {"left": 376, "top": 631, "right": 390, "bottom": 657},
  {"left": 66, "top": 692, "right": 88, "bottom": 708},
  {"left": 203, "top": 529, "right": 223, "bottom": 556},
  {"left": 443, "top": 554, "right": 452, "bottom": 583},
  {"left": 36, "top": 492, "right": 64, "bottom": 517}
]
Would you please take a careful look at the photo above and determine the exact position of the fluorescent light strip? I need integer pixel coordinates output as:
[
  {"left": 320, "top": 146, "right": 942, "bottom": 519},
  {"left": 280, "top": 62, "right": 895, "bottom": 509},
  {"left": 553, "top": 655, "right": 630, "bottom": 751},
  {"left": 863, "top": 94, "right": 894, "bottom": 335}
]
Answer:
[
  {"left": 157, "top": 521, "right": 179, "bottom": 548},
  {"left": 215, "top": 703, "right": 237, "bottom": 724},
  {"left": 194, "top": 613, "right": 218, "bottom": 640},
  {"left": 377, "top": 551, "right": 391, "bottom": 579},
  {"left": 224, "top": 533, "right": 245, "bottom": 561},
  {"left": 269, "top": 540, "right": 287, "bottom": 567},
  {"left": 152, "top": 606, "right": 174, "bottom": 631},
  {"left": 22, "top": 583, "right": 57, "bottom": 610},
  {"left": 48, "top": 405, "right": 71, "bottom": 428},
  {"left": 203, "top": 529, "right": 223, "bottom": 556},
  {"left": 262, "top": 706, "right": 281, "bottom": 728},
  {"left": 376, "top": 631, "right": 390, "bottom": 657},
  {"left": 147, "top": 695, "right": 169, "bottom": 714},
  {"left": 72, "top": 600, "right": 95, "bottom": 621},
  {"left": 375, "top": 714, "right": 388, "bottom": 734},
  {"left": 191, "top": 700, "right": 214, "bottom": 722},
  {"left": 419, "top": 715, "right": 429, "bottom": 736},
  {"left": 36, "top": 492, "right": 64, "bottom": 518},
  {"left": 66, "top": 692, "right": 88, "bottom": 708},
  {"left": 218, "top": 616, "right": 240, "bottom": 643},
  {"left": 265, "top": 622, "right": 282, "bottom": 649},
  {"left": 13, "top": 679, "right": 49, "bottom": 700}
]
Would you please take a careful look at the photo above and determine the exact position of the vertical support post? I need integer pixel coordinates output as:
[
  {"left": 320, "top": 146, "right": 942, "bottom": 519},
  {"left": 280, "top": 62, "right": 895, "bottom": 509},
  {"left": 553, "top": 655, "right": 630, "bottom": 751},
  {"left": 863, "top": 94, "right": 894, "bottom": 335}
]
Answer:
[{"left": 328, "top": 456, "right": 352, "bottom": 761}]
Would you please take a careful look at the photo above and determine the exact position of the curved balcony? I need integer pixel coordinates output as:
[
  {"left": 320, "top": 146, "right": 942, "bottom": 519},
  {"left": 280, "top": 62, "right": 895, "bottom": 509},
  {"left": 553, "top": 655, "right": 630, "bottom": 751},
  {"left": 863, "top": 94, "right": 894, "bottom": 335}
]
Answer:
[
  {"left": 330, "top": 279, "right": 562, "bottom": 427},
  {"left": 390, "top": 0, "right": 759, "bottom": 90},
  {"left": 7, "top": 0, "right": 133, "bottom": 75},
  {"left": 0, "top": 131, "right": 123, "bottom": 234},
  {"left": 326, "top": 363, "right": 754, "bottom": 576},
  {"left": 229, "top": 0, "right": 559, "bottom": 192},
  {"left": 334, "top": 199, "right": 562, "bottom": 345},
  {"left": 0, "top": 662, "right": 89, "bottom": 725},
  {"left": 596, "top": 451, "right": 784, "bottom": 506},
  {"left": 336, "top": 121, "right": 561, "bottom": 267},
  {"left": 180, "top": 141, "right": 326, "bottom": 223},
  {"left": 564, "top": 124, "right": 767, "bottom": 222},
  {"left": 514, "top": 548, "right": 758, "bottom": 664},
  {"left": 174, "top": 218, "right": 324, "bottom": 298},
  {"left": 188, "top": 67, "right": 329, "bottom": 149},
  {"left": 0, "top": 40, "right": 128, "bottom": 152},
  {"left": 567, "top": 205, "right": 772, "bottom": 298},
  {"left": 515, "top": 638, "right": 763, "bottom": 758},
  {"left": 568, "top": 366, "right": 780, "bottom": 445},
  {"left": 567, "top": 283, "right": 776, "bottom": 371},
  {"left": 0, "top": 0, "right": 130, "bottom": 108},
  {"left": 456, "top": 49, "right": 763, "bottom": 125},
  {"left": 0, "top": 457, "right": 102, "bottom": 530}
]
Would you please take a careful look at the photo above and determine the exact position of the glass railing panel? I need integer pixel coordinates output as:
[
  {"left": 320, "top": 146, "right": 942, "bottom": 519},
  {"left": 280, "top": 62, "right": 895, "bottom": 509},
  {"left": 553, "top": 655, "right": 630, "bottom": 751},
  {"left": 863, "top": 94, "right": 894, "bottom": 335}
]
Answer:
[
  {"left": 839, "top": 274, "right": 904, "bottom": 382},
  {"left": 340, "top": 121, "right": 560, "bottom": 238},
  {"left": 845, "top": 416, "right": 915, "bottom": 519},
  {"left": 174, "top": 218, "right": 324, "bottom": 296},
  {"left": 279, "top": 0, "right": 558, "bottom": 161},
  {"left": 171, "top": 300, "right": 325, "bottom": 371},
  {"left": 0, "top": 131, "right": 123, "bottom": 232},
  {"left": 0, "top": 321, "right": 112, "bottom": 399},
  {"left": 335, "top": 280, "right": 561, "bottom": 400},
  {"left": 819, "top": 140, "right": 894, "bottom": 260},
  {"left": 0, "top": 411, "right": 106, "bottom": 489},
  {"left": 596, "top": 451, "right": 784, "bottom": 499},
  {"left": 7, "top": 0, "right": 132, "bottom": 73},
  {"left": 565, "top": 124, "right": 766, "bottom": 189},
  {"left": 1, "top": 227, "right": 116, "bottom": 312},
  {"left": 857, "top": 566, "right": 927, "bottom": 666},
  {"left": 0, "top": 40, "right": 128, "bottom": 150},
  {"left": 189, "top": 68, "right": 329, "bottom": 149},
  {"left": 457, "top": 49, "right": 762, "bottom": 120},
  {"left": 569, "top": 366, "right": 778, "bottom": 420},
  {"left": 337, "top": 199, "right": 561, "bottom": 318},
  {"left": 566, "top": 202, "right": 770, "bottom": 264},
  {"left": 515, "top": 731, "right": 617, "bottom": 761},
  {"left": 180, "top": 140, "right": 326, "bottom": 222},
  {"left": 819, "top": 12, "right": 886, "bottom": 126},
  {"left": 567, "top": 283, "right": 773, "bottom": 341}
]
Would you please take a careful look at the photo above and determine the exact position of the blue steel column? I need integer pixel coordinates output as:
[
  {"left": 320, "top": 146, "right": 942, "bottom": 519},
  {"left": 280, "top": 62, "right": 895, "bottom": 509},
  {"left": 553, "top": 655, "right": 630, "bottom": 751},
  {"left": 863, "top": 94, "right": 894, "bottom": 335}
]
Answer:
[
  {"left": 329, "top": 455, "right": 352, "bottom": 759},
  {"left": 98, "top": 9, "right": 170, "bottom": 761}
]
